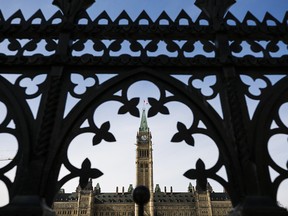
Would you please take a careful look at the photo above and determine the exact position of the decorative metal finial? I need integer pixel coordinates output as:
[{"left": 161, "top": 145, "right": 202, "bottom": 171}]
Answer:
[
  {"left": 52, "top": 0, "right": 95, "bottom": 21},
  {"left": 195, "top": 0, "right": 236, "bottom": 21}
]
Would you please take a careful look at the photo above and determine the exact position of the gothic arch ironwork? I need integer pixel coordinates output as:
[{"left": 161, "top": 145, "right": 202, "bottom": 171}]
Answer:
[
  {"left": 252, "top": 76, "right": 288, "bottom": 198},
  {"left": 0, "top": 0, "right": 287, "bottom": 215},
  {"left": 0, "top": 75, "right": 32, "bottom": 198}
]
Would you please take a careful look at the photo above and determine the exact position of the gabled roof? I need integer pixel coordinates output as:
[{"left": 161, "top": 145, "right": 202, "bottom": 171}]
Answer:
[
  {"left": 54, "top": 192, "right": 78, "bottom": 202},
  {"left": 54, "top": 191, "right": 230, "bottom": 204},
  {"left": 153, "top": 192, "right": 195, "bottom": 203},
  {"left": 210, "top": 192, "right": 230, "bottom": 201},
  {"left": 94, "top": 192, "right": 196, "bottom": 204},
  {"left": 94, "top": 193, "right": 134, "bottom": 204}
]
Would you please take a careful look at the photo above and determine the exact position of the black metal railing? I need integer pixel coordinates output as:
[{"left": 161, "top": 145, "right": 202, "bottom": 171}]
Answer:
[{"left": 0, "top": 0, "right": 287, "bottom": 215}]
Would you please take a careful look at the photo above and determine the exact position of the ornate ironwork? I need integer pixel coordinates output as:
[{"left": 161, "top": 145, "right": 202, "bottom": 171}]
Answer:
[{"left": 0, "top": 0, "right": 287, "bottom": 215}]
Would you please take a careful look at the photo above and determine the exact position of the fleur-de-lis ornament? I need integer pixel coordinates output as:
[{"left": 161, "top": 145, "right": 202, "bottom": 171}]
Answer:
[
  {"left": 195, "top": 0, "right": 236, "bottom": 27},
  {"left": 52, "top": 0, "right": 95, "bottom": 22}
]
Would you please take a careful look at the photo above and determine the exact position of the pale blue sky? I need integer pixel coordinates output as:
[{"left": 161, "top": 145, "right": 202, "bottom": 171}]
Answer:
[
  {"left": 0, "top": 0, "right": 287, "bottom": 210},
  {"left": 1, "top": 0, "right": 288, "bottom": 20}
]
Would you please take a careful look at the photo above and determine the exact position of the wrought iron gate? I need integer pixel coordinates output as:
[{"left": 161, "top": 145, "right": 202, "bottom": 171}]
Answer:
[{"left": 0, "top": 0, "right": 287, "bottom": 215}]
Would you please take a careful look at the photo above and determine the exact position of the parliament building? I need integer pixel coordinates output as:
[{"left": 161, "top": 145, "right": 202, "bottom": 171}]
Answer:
[{"left": 53, "top": 110, "right": 232, "bottom": 216}]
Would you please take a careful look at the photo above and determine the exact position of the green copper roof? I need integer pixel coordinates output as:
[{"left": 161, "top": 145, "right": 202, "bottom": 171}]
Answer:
[{"left": 139, "top": 109, "right": 149, "bottom": 132}]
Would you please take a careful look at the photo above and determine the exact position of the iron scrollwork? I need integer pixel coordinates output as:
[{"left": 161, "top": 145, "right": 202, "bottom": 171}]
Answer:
[{"left": 0, "top": 0, "right": 287, "bottom": 215}]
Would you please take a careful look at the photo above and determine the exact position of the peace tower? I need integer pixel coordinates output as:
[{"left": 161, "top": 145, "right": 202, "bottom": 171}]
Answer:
[{"left": 135, "top": 109, "right": 154, "bottom": 216}]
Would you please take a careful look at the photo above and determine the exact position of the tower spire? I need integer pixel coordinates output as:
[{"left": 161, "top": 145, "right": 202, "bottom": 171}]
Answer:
[{"left": 139, "top": 109, "right": 149, "bottom": 132}]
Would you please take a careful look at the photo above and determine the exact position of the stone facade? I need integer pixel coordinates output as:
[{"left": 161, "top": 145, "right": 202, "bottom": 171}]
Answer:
[
  {"left": 53, "top": 183, "right": 232, "bottom": 216},
  {"left": 53, "top": 109, "right": 232, "bottom": 216}
]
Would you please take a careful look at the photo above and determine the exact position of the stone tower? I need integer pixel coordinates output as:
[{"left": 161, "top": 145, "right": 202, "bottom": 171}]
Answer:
[
  {"left": 195, "top": 180, "right": 213, "bottom": 216},
  {"left": 76, "top": 179, "right": 94, "bottom": 216},
  {"left": 135, "top": 109, "right": 154, "bottom": 216}
]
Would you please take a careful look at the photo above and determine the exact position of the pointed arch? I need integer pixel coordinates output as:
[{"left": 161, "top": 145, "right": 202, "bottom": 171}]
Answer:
[{"left": 45, "top": 67, "right": 241, "bottom": 205}]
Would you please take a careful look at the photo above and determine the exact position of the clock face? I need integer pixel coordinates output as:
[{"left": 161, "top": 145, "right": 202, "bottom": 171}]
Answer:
[{"left": 141, "top": 135, "right": 148, "bottom": 141}]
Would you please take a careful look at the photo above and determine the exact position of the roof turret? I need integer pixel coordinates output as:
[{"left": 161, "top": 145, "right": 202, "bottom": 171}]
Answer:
[
  {"left": 155, "top": 184, "right": 161, "bottom": 193},
  {"left": 188, "top": 182, "right": 194, "bottom": 193},
  {"left": 128, "top": 184, "right": 134, "bottom": 193},
  {"left": 94, "top": 183, "right": 101, "bottom": 194}
]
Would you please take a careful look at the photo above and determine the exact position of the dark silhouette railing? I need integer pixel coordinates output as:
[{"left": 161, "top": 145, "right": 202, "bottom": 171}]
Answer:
[{"left": 0, "top": 0, "right": 287, "bottom": 215}]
